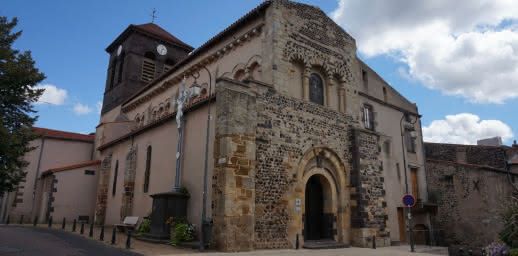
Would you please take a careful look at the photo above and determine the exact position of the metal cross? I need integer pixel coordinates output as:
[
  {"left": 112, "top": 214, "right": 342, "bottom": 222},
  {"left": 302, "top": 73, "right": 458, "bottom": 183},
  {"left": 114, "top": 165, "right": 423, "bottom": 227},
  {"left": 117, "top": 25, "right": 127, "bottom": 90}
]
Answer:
[{"left": 150, "top": 8, "right": 157, "bottom": 23}]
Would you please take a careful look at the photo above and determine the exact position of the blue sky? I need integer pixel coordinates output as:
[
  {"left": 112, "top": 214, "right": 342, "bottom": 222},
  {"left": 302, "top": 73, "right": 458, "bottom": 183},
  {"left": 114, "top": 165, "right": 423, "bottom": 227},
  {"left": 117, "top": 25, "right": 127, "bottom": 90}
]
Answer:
[{"left": 3, "top": 0, "right": 517, "bottom": 145}]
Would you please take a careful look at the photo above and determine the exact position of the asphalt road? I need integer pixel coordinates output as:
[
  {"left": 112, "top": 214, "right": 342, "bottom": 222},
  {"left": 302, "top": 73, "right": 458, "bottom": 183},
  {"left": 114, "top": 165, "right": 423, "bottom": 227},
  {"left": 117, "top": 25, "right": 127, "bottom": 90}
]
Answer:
[{"left": 0, "top": 225, "right": 142, "bottom": 256}]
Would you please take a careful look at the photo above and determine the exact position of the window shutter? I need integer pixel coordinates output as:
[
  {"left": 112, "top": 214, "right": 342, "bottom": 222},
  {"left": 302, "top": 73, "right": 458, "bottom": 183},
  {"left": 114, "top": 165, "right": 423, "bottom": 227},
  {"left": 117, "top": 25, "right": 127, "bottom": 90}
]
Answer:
[
  {"left": 372, "top": 111, "right": 378, "bottom": 130},
  {"left": 360, "top": 107, "right": 365, "bottom": 121},
  {"left": 141, "top": 59, "right": 156, "bottom": 82}
]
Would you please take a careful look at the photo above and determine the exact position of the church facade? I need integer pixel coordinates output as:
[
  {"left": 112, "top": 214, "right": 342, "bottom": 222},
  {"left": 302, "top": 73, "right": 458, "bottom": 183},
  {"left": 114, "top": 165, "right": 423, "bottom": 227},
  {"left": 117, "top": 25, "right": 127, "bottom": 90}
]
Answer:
[{"left": 2, "top": 0, "right": 434, "bottom": 252}]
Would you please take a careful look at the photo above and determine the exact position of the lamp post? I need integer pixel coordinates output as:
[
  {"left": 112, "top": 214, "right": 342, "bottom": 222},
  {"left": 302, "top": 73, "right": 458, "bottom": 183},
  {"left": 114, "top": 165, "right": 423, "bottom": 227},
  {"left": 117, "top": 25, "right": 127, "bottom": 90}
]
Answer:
[
  {"left": 172, "top": 77, "right": 201, "bottom": 192},
  {"left": 197, "top": 66, "right": 212, "bottom": 252},
  {"left": 400, "top": 112, "right": 417, "bottom": 253}
]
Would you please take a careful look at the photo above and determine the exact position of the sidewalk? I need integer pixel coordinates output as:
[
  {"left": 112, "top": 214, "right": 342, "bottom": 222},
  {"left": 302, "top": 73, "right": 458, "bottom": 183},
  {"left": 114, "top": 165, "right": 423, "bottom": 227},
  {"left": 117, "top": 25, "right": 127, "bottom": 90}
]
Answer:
[{"left": 5, "top": 223, "right": 194, "bottom": 255}]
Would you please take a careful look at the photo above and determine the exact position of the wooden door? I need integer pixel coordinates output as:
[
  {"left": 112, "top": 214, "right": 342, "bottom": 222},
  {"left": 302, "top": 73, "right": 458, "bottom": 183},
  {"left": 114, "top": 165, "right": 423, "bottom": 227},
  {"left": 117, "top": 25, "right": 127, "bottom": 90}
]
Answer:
[
  {"left": 411, "top": 168, "right": 419, "bottom": 199},
  {"left": 398, "top": 208, "right": 406, "bottom": 242}
]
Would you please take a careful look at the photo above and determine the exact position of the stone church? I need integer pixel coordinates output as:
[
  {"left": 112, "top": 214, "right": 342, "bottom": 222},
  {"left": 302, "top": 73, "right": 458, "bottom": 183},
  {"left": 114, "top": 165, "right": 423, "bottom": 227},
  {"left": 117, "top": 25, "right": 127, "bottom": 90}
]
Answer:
[{"left": 1, "top": 0, "right": 436, "bottom": 252}]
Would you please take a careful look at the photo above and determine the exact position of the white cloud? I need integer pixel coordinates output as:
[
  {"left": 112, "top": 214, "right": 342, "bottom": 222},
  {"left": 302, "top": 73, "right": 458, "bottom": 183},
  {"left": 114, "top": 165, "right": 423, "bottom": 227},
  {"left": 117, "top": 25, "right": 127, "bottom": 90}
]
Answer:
[
  {"left": 34, "top": 84, "right": 67, "bottom": 105},
  {"left": 331, "top": 0, "right": 518, "bottom": 103},
  {"left": 73, "top": 103, "right": 93, "bottom": 115},
  {"left": 423, "top": 113, "right": 513, "bottom": 144},
  {"left": 96, "top": 101, "right": 102, "bottom": 114}
]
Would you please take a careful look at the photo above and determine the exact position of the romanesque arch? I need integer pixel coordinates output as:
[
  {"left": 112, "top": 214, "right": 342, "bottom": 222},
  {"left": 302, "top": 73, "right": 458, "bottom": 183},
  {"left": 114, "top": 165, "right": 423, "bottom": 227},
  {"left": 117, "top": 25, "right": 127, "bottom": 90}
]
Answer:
[{"left": 284, "top": 146, "right": 351, "bottom": 246}]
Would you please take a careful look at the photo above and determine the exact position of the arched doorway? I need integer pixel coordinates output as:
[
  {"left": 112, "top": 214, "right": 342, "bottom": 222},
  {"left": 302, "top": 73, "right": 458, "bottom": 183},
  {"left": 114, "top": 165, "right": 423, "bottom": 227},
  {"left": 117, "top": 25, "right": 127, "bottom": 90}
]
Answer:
[{"left": 304, "top": 174, "right": 333, "bottom": 241}]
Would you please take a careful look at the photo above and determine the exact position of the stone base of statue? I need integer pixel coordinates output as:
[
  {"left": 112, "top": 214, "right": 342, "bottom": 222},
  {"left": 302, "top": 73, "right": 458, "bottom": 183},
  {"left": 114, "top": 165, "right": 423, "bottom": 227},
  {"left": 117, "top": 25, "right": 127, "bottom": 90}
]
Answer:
[{"left": 137, "top": 191, "right": 188, "bottom": 243}]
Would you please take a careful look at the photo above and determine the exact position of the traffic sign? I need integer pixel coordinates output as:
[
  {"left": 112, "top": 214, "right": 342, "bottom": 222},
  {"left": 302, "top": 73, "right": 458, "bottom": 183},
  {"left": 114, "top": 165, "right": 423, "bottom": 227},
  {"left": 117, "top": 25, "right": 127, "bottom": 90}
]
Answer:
[{"left": 402, "top": 194, "right": 416, "bottom": 207}]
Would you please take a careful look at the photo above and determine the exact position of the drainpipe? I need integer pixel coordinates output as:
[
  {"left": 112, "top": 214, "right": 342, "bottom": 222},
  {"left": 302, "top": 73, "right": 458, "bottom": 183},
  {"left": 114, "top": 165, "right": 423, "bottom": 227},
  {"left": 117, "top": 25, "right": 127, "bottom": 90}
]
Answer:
[
  {"left": 30, "top": 137, "right": 45, "bottom": 221},
  {"left": 1, "top": 192, "right": 10, "bottom": 223},
  {"left": 419, "top": 118, "right": 435, "bottom": 247},
  {"left": 400, "top": 113, "right": 415, "bottom": 252}
]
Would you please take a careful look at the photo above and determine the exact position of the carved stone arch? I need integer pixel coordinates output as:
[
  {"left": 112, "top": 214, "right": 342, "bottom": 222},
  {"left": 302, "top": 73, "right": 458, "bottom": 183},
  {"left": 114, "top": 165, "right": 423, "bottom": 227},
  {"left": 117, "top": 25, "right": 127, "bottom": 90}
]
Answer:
[
  {"left": 220, "top": 72, "right": 232, "bottom": 79},
  {"left": 231, "top": 63, "right": 246, "bottom": 81},
  {"left": 246, "top": 55, "right": 263, "bottom": 80},
  {"left": 308, "top": 56, "right": 331, "bottom": 75},
  {"left": 287, "top": 52, "right": 308, "bottom": 67},
  {"left": 283, "top": 146, "right": 351, "bottom": 247},
  {"left": 245, "top": 55, "right": 262, "bottom": 69},
  {"left": 158, "top": 102, "right": 165, "bottom": 118}
]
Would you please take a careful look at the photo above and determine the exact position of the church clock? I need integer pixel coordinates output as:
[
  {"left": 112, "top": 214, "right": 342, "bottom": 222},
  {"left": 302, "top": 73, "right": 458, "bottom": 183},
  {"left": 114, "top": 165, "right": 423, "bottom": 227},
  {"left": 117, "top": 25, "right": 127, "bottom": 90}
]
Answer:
[{"left": 157, "top": 44, "right": 167, "bottom": 55}]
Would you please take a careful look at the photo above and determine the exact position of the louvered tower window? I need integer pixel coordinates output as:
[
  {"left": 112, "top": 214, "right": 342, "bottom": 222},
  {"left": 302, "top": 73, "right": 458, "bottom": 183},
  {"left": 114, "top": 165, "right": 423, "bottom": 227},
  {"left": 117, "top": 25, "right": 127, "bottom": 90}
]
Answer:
[
  {"left": 141, "top": 52, "right": 156, "bottom": 82},
  {"left": 117, "top": 51, "right": 125, "bottom": 83}
]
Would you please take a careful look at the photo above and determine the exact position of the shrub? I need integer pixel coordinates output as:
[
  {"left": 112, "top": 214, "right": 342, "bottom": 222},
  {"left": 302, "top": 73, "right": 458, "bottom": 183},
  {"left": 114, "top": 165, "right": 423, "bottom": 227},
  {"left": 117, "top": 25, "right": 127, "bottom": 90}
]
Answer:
[
  {"left": 168, "top": 221, "right": 196, "bottom": 246},
  {"left": 499, "top": 196, "right": 518, "bottom": 247},
  {"left": 136, "top": 219, "right": 151, "bottom": 236},
  {"left": 510, "top": 248, "right": 518, "bottom": 256},
  {"left": 485, "top": 242, "right": 509, "bottom": 256},
  {"left": 179, "top": 186, "right": 190, "bottom": 198}
]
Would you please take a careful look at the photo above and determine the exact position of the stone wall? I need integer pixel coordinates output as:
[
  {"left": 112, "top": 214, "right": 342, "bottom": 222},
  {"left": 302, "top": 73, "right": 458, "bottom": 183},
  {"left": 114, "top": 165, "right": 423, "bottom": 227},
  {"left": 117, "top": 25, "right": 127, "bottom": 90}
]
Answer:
[
  {"left": 212, "top": 78, "right": 257, "bottom": 252},
  {"left": 350, "top": 129, "right": 390, "bottom": 247},
  {"left": 425, "top": 143, "right": 518, "bottom": 253},
  {"left": 94, "top": 153, "right": 112, "bottom": 225}
]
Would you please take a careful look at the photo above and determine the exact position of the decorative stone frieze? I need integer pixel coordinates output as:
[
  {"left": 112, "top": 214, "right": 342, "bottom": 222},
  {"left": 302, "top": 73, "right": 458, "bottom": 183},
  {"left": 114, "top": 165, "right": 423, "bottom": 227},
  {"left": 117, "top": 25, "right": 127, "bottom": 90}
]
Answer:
[{"left": 94, "top": 153, "right": 112, "bottom": 225}]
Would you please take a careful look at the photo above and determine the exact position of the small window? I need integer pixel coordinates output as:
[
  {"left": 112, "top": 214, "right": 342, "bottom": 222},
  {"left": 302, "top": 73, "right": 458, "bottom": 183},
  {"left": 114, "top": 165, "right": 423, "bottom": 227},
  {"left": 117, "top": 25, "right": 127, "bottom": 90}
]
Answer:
[
  {"left": 144, "top": 146, "right": 152, "bottom": 193},
  {"left": 112, "top": 160, "right": 119, "bottom": 196},
  {"left": 363, "top": 104, "right": 374, "bottom": 130},
  {"left": 309, "top": 73, "right": 324, "bottom": 105},
  {"left": 405, "top": 129, "right": 417, "bottom": 153},
  {"left": 383, "top": 87, "right": 387, "bottom": 102},
  {"left": 443, "top": 175, "right": 454, "bottom": 185},
  {"left": 384, "top": 141, "right": 391, "bottom": 155},
  {"left": 84, "top": 170, "right": 95, "bottom": 175},
  {"left": 362, "top": 70, "right": 368, "bottom": 87}
]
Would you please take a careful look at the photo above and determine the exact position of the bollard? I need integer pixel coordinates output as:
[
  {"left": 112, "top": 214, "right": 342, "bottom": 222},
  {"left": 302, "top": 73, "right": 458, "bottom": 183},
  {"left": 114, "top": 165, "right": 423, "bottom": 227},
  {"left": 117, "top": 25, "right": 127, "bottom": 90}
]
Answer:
[
  {"left": 62, "top": 218, "right": 66, "bottom": 230},
  {"left": 89, "top": 223, "right": 93, "bottom": 237},
  {"left": 468, "top": 250, "right": 473, "bottom": 256},
  {"left": 72, "top": 219, "right": 77, "bottom": 232},
  {"left": 100, "top": 225, "right": 105, "bottom": 241},
  {"left": 459, "top": 248, "right": 464, "bottom": 256},
  {"left": 111, "top": 227, "right": 116, "bottom": 245},
  {"left": 20, "top": 215, "right": 24, "bottom": 224},
  {"left": 6, "top": 215, "right": 9, "bottom": 225},
  {"left": 48, "top": 216, "right": 52, "bottom": 228},
  {"left": 296, "top": 233, "right": 299, "bottom": 250},
  {"left": 126, "top": 231, "right": 132, "bottom": 249},
  {"left": 80, "top": 221, "right": 85, "bottom": 235},
  {"left": 372, "top": 235, "right": 376, "bottom": 249},
  {"left": 482, "top": 248, "right": 487, "bottom": 256},
  {"left": 33, "top": 217, "right": 37, "bottom": 227}
]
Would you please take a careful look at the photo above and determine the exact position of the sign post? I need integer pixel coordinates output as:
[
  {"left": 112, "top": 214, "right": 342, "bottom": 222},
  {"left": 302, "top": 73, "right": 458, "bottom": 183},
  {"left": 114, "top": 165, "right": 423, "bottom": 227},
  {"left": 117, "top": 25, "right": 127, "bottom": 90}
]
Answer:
[{"left": 402, "top": 194, "right": 416, "bottom": 252}]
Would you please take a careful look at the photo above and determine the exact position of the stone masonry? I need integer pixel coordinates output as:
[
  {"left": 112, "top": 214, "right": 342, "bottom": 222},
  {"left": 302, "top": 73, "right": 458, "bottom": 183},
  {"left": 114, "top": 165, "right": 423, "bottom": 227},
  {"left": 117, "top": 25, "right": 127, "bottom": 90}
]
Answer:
[
  {"left": 121, "top": 146, "right": 137, "bottom": 221},
  {"left": 94, "top": 153, "right": 112, "bottom": 225}
]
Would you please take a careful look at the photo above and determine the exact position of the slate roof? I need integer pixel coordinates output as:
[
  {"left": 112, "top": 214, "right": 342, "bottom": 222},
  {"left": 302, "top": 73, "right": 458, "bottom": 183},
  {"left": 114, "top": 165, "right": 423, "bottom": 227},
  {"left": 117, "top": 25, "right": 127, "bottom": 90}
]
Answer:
[{"left": 135, "top": 23, "right": 192, "bottom": 49}]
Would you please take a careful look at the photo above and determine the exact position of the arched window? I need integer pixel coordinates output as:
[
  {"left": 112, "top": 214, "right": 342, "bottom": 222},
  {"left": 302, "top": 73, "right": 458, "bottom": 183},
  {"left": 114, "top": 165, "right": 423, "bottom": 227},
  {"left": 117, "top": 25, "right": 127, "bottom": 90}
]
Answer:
[
  {"left": 112, "top": 160, "right": 119, "bottom": 196},
  {"left": 142, "top": 51, "right": 156, "bottom": 82},
  {"left": 309, "top": 73, "right": 324, "bottom": 105},
  {"left": 144, "top": 146, "right": 152, "bottom": 193},
  {"left": 117, "top": 51, "right": 125, "bottom": 83},
  {"left": 109, "top": 59, "right": 117, "bottom": 89}
]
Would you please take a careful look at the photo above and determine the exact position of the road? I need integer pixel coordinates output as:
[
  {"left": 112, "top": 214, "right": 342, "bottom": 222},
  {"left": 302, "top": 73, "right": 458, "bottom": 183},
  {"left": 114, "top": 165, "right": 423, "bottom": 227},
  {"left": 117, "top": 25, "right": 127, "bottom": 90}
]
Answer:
[{"left": 0, "top": 226, "right": 141, "bottom": 256}]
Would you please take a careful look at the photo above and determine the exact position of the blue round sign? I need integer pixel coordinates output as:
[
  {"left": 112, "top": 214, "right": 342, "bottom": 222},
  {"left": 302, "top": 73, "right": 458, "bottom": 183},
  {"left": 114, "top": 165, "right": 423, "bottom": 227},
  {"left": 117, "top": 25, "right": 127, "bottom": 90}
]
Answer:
[{"left": 402, "top": 194, "right": 416, "bottom": 207}]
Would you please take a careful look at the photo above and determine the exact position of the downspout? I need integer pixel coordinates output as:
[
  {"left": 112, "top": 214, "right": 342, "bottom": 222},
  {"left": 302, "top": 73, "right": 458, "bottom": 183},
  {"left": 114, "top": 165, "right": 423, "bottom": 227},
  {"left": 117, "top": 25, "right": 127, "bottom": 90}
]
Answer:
[
  {"left": 30, "top": 137, "right": 45, "bottom": 220},
  {"left": 1, "top": 192, "right": 10, "bottom": 223},
  {"left": 419, "top": 118, "right": 435, "bottom": 246}
]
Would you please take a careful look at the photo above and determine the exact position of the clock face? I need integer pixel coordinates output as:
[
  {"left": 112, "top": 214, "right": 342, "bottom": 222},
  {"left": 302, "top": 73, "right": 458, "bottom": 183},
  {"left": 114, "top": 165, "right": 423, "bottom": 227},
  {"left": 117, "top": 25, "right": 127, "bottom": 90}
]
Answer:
[
  {"left": 117, "top": 45, "right": 122, "bottom": 56},
  {"left": 157, "top": 44, "right": 167, "bottom": 55}
]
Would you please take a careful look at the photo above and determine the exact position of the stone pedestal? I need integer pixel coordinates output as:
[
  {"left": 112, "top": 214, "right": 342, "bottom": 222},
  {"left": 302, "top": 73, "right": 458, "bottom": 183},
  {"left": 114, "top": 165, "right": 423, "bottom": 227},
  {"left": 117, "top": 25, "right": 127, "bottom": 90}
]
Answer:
[{"left": 138, "top": 192, "right": 188, "bottom": 243}]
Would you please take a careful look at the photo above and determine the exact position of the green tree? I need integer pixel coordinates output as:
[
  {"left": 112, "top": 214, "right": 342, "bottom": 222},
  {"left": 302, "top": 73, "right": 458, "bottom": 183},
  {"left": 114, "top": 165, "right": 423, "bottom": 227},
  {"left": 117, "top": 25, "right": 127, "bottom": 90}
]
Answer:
[{"left": 0, "top": 16, "right": 45, "bottom": 193}]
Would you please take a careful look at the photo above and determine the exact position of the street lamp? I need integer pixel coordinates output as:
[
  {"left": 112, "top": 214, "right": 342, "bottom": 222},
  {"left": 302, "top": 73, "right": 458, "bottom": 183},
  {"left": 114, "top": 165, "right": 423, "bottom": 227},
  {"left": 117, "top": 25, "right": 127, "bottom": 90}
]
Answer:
[
  {"left": 172, "top": 76, "right": 201, "bottom": 192},
  {"left": 400, "top": 112, "right": 417, "bottom": 253}
]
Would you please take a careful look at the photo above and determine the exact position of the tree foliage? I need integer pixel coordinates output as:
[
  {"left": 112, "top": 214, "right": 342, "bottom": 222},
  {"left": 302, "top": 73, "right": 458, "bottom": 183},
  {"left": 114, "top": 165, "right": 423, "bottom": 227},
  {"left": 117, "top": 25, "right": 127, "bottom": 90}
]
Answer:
[{"left": 0, "top": 16, "right": 45, "bottom": 193}]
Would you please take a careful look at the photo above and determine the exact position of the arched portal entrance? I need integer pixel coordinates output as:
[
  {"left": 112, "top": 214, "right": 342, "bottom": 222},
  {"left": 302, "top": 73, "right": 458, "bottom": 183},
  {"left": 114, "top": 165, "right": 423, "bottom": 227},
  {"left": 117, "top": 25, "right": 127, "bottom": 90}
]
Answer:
[{"left": 304, "top": 174, "right": 334, "bottom": 241}]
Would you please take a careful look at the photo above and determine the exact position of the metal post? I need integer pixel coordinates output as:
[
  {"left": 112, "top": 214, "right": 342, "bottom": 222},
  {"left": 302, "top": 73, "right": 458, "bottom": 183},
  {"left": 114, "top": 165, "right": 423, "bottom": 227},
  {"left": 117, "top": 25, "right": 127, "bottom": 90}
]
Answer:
[
  {"left": 80, "top": 221, "right": 85, "bottom": 235},
  {"left": 33, "top": 217, "right": 37, "bottom": 227},
  {"left": 20, "top": 215, "right": 24, "bottom": 224},
  {"left": 62, "top": 218, "right": 66, "bottom": 229},
  {"left": 48, "top": 216, "right": 52, "bottom": 228},
  {"left": 459, "top": 248, "right": 464, "bottom": 256},
  {"left": 200, "top": 66, "right": 212, "bottom": 252},
  {"left": 400, "top": 113, "right": 415, "bottom": 253},
  {"left": 5, "top": 215, "right": 9, "bottom": 225},
  {"left": 72, "top": 219, "right": 77, "bottom": 232},
  {"left": 296, "top": 233, "right": 299, "bottom": 249},
  {"left": 372, "top": 235, "right": 376, "bottom": 249},
  {"left": 111, "top": 227, "right": 116, "bottom": 245},
  {"left": 126, "top": 231, "right": 132, "bottom": 249},
  {"left": 468, "top": 249, "right": 473, "bottom": 256},
  {"left": 89, "top": 223, "right": 94, "bottom": 237},
  {"left": 173, "top": 123, "right": 183, "bottom": 192},
  {"left": 100, "top": 225, "right": 105, "bottom": 241}
]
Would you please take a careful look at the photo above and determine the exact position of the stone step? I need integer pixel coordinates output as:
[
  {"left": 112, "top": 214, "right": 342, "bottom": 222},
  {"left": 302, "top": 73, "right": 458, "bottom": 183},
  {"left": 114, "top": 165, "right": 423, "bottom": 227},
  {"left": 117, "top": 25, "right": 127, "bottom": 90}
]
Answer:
[{"left": 303, "top": 239, "right": 350, "bottom": 249}]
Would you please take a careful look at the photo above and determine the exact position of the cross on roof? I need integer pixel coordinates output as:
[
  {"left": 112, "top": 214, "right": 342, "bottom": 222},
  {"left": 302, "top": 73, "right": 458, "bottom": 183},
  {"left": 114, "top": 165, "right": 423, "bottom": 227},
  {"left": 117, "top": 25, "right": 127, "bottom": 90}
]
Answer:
[{"left": 150, "top": 8, "right": 157, "bottom": 23}]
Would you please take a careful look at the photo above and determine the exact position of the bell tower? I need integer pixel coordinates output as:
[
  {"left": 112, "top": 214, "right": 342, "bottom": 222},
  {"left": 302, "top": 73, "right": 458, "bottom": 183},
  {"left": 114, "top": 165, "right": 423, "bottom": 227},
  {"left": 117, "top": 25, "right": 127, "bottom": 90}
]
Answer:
[{"left": 101, "top": 23, "right": 193, "bottom": 115}]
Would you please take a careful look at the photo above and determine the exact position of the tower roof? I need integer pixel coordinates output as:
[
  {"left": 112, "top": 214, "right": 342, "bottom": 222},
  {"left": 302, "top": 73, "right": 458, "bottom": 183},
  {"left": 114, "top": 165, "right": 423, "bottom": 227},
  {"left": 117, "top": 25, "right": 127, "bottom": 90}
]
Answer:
[{"left": 106, "top": 23, "right": 193, "bottom": 53}]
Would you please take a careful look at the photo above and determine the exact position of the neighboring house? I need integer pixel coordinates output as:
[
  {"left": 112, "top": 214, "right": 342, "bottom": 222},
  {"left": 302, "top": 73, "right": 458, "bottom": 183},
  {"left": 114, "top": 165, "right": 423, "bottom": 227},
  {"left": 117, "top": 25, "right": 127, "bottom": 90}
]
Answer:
[
  {"left": 92, "top": 0, "right": 433, "bottom": 251},
  {"left": 0, "top": 127, "right": 96, "bottom": 223},
  {"left": 425, "top": 142, "right": 518, "bottom": 253}
]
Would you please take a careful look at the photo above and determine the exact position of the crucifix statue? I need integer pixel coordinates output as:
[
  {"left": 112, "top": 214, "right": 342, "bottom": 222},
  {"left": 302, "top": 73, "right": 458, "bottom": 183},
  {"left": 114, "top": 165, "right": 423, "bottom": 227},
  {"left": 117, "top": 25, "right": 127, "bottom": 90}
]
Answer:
[{"left": 172, "top": 77, "right": 200, "bottom": 192}]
